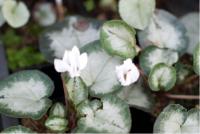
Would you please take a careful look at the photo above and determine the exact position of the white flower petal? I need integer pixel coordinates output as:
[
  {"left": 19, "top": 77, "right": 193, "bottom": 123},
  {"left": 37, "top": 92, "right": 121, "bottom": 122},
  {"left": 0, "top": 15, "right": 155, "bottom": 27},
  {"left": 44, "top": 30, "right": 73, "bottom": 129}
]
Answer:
[
  {"left": 68, "top": 50, "right": 79, "bottom": 76},
  {"left": 54, "top": 46, "right": 88, "bottom": 78},
  {"left": 79, "top": 53, "right": 88, "bottom": 70},
  {"left": 71, "top": 46, "right": 80, "bottom": 57},
  {"left": 130, "top": 64, "right": 140, "bottom": 83},
  {"left": 56, "top": 0, "right": 63, "bottom": 4},
  {"left": 54, "top": 59, "right": 69, "bottom": 72},
  {"left": 115, "top": 58, "right": 140, "bottom": 86},
  {"left": 123, "top": 58, "right": 133, "bottom": 69},
  {"left": 63, "top": 50, "right": 70, "bottom": 62}
]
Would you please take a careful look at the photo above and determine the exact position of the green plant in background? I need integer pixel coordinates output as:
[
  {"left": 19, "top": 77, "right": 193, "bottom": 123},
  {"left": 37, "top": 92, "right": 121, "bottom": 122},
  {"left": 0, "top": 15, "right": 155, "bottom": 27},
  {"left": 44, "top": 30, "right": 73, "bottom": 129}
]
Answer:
[
  {"left": 0, "top": 0, "right": 199, "bottom": 133},
  {"left": 7, "top": 47, "right": 45, "bottom": 70},
  {"left": 1, "top": 27, "right": 45, "bottom": 70}
]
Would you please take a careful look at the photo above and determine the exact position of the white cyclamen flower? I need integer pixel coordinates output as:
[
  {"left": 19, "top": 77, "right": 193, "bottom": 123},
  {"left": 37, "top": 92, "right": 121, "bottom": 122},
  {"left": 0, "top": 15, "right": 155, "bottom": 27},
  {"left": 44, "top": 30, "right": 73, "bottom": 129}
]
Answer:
[
  {"left": 116, "top": 59, "right": 140, "bottom": 86},
  {"left": 54, "top": 46, "right": 88, "bottom": 78}
]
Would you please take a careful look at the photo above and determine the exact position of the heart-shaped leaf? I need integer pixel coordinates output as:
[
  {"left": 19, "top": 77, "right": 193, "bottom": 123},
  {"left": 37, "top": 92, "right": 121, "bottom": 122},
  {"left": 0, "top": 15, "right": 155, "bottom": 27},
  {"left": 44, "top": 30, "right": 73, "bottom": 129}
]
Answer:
[
  {"left": 118, "top": 78, "right": 155, "bottom": 112},
  {"left": 39, "top": 16, "right": 102, "bottom": 62},
  {"left": 193, "top": 43, "right": 200, "bottom": 75},
  {"left": 139, "top": 45, "right": 178, "bottom": 74},
  {"left": 80, "top": 41, "right": 122, "bottom": 97},
  {"left": 100, "top": 20, "right": 137, "bottom": 59},
  {"left": 49, "top": 102, "right": 67, "bottom": 118},
  {"left": 0, "top": 70, "right": 54, "bottom": 120},
  {"left": 154, "top": 104, "right": 200, "bottom": 133},
  {"left": 34, "top": 2, "right": 56, "bottom": 27},
  {"left": 180, "top": 12, "right": 199, "bottom": 54},
  {"left": 119, "top": 0, "right": 155, "bottom": 30},
  {"left": 45, "top": 116, "right": 68, "bottom": 132},
  {"left": 2, "top": 125, "right": 35, "bottom": 133},
  {"left": 2, "top": 0, "right": 30, "bottom": 28},
  {"left": 63, "top": 76, "right": 88, "bottom": 106},
  {"left": 138, "top": 9, "right": 188, "bottom": 54},
  {"left": 75, "top": 95, "right": 131, "bottom": 133},
  {"left": 148, "top": 63, "right": 176, "bottom": 91},
  {"left": 181, "top": 108, "right": 200, "bottom": 133}
]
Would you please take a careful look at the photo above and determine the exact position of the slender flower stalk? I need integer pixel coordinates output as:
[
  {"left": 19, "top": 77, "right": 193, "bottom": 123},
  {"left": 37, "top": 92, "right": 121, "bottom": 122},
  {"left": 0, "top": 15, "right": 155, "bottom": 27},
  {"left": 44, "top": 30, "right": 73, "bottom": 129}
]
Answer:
[{"left": 55, "top": 0, "right": 65, "bottom": 21}]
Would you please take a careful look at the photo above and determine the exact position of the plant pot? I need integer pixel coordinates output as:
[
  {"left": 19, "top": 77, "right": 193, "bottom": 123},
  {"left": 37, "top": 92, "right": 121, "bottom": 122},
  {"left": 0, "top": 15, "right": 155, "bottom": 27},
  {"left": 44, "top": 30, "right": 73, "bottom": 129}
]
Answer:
[{"left": 0, "top": 44, "right": 19, "bottom": 130}]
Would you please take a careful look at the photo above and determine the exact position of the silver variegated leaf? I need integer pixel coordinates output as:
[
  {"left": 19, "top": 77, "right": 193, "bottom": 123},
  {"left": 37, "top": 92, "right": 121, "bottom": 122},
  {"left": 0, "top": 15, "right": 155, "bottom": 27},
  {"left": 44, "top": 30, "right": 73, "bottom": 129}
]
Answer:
[
  {"left": 0, "top": 70, "right": 54, "bottom": 120},
  {"left": 193, "top": 43, "right": 200, "bottom": 75},
  {"left": 39, "top": 16, "right": 102, "bottom": 62},
  {"left": 80, "top": 41, "right": 122, "bottom": 97},
  {"left": 154, "top": 104, "right": 200, "bottom": 134},
  {"left": 138, "top": 9, "right": 188, "bottom": 54},
  {"left": 75, "top": 95, "right": 131, "bottom": 133},
  {"left": 100, "top": 20, "right": 137, "bottom": 59},
  {"left": 139, "top": 45, "right": 178, "bottom": 74},
  {"left": 2, "top": 0, "right": 30, "bottom": 28},
  {"left": 148, "top": 63, "right": 176, "bottom": 91},
  {"left": 49, "top": 102, "right": 67, "bottom": 118},
  {"left": 34, "top": 2, "right": 56, "bottom": 27},
  {"left": 118, "top": 79, "right": 155, "bottom": 112},
  {"left": 45, "top": 116, "right": 68, "bottom": 132},
  {"left": 180, "top": 12, "right": 199, "bottom": 54},
  {"left": 119, "top": 0, "right": 155, "bottom": 30},
  {"left": 63, "top": 76, "right": 88, "bottom": 106},
  {"left": 2, "top": 125, "right": 35, "bottom": 133}
]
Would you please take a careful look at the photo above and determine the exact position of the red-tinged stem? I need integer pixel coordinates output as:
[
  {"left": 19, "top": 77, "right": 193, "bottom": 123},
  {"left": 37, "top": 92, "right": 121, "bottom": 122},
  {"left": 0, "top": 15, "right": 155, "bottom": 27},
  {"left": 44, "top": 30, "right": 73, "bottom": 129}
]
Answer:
[
  {"left": 55, "top": 0, "right": 65, "bottom": 21},
  {"left": 61, "top": 74, "right": 77, "bottom": 131},
  {"left": 165, "top": 94, "right": 200, "bottom": 100}
]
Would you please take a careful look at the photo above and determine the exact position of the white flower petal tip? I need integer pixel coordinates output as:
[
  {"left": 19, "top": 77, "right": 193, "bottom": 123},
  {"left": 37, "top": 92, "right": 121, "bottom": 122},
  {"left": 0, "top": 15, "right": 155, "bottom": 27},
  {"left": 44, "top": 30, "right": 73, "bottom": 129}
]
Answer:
[
  {"left": 53, "top": 46, "right": 88, "bottom": 78},
  {"left": 54, "top": 59, "right": 68, "bottom": 72},
  {"left": 115, "top": 58, "right": 140, "bottom": 86},
  {"left": 55, "top": 0, "right": 63, "bottom": 4}
]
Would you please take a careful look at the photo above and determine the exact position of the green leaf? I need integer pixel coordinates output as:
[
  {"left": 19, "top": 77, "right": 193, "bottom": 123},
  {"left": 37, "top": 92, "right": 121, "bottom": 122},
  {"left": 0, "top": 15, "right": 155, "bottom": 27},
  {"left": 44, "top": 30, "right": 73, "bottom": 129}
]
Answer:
[
  {"left": 193, "top": 43, "right": 200, "bottom": 75},
  {"left": 154, "top": 104, "right": 200, "bottom": 133},
  {"left": 100, "top": 20, "right": 137, "bottom": 59},
  {"left": 84, "top": 0, "right": 95, "bottom": 11},
  {"left": 49, "top": 102, "right": 67, "bottom": 118},
  {"left": 0, "top": 70, "right": 54, "bottom": 120},
  {"left": 139, "top": 45, "right": 178, "bottom": 74},
  {"left": 75, "top": 95, "right": 131, "bottom": 133},
  {"left": 39, "top": 16, "right": 102, "bottom": 62},
  {"left": 175, "top": 63, "right": 193, "bottom": 83},
  {"left": 2, "top": 125, "right": 35, "bottom": 133},
  {"left": 180, "top": 12, "right": 199, "bottom": 54},
  {"left": 138, "top": 9, "right": 188, "bottom": 54},
  {"left": 118, "top": 79, "right": 155, "bottom": 112},
  {"left": 45, "top": 116, "right": 68, "bottom": 132},
  {"left": 34, "top": 3, "right": 56, "bottom": 27},
  {"left": 63, "top": 76, "right": 88, "bottom": 106},
  {"left": 154, "top": 104, "right": 187, "bottom": 133},
  {"left": 2, "top": 0, "right": 30, "bottom": 28},
  {"left": 119, "top": 0, "right": 155, "bottom": 30},
  {"left": 148, "top": 63, "right": 176, "bottom": 91},
  {"left": 181, "top": 108, "right": 200, "bottom": 133},
  {"left": 80, "top": 41, "right": 122, "bottom": 97}
]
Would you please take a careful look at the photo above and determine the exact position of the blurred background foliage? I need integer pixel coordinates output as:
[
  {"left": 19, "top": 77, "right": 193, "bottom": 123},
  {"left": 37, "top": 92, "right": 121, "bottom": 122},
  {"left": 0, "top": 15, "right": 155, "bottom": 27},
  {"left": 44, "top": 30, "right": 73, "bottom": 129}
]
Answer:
[{"left": 0, "top": 0, "right": 198, "bottom": 71}]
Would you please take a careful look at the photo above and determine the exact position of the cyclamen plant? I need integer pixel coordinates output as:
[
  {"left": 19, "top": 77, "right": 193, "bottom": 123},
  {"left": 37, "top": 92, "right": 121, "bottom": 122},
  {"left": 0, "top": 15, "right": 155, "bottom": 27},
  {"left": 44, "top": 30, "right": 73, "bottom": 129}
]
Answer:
[{"left": 0, "top": 0, "right": 199, "bottom": 133}]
